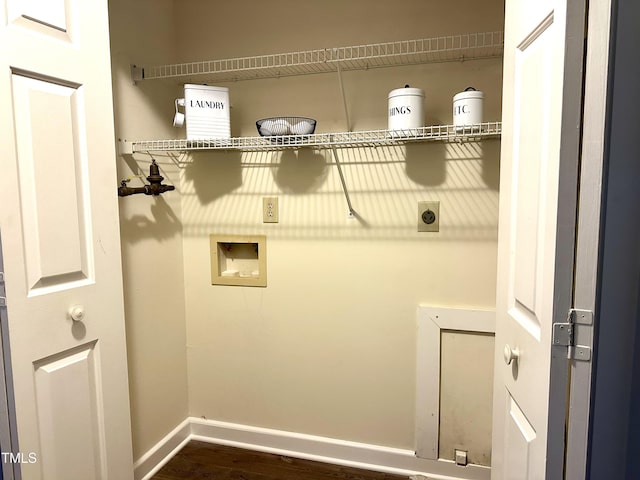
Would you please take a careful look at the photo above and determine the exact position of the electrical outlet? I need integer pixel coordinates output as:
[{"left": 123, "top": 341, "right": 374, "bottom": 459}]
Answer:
[
  {"left": 263, "top": 197, "right": 279, "bottom": 223},
  {"left": 418, "top": 201, "right": 439, "bottom": 232}
]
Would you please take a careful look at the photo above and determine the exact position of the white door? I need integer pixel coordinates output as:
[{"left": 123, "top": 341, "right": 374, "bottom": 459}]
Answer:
[
  {"left": 0, "top": 1, "right": 134, "bottom": 479},
  {"left": 492, "top": 0, "right": 586, "bottom": 478}
]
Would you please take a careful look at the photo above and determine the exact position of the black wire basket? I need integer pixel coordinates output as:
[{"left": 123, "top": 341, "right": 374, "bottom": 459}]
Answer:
[{"left": 256, "top": 116, "right": 317, "bottom": 144}]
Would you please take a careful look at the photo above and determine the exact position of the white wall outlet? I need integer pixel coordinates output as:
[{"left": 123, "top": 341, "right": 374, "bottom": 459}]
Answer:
[
  {"left": 418, "top": 201, "right": 439, "bottom": 232},
  {"left": 263, "top": 197, "right": 279, "bottom": 223}
]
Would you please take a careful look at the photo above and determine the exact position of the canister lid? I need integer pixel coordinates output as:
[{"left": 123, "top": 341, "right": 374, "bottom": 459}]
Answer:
[
  {"left": 389, "top": 85, "right": 425, "bottom": 99},
  {"left": 453, "top": 87, "right": 484, "bottom": 101},
  {"left": 184, "top": 83, "right": 229, "bottom": 92}
]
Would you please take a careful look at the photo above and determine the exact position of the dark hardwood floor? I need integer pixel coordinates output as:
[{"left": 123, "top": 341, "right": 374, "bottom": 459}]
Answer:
[{"left": 151, "top": 441, "right": 409, "bottom": 480}]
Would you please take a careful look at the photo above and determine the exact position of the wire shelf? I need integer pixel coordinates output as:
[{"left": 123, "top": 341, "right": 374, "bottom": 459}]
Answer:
[
  {"left": 139, "top": 31, "right": 504, "bottom": 83},
  {"left": 124, "top": 122, "right": 501, "bottom": 153}
]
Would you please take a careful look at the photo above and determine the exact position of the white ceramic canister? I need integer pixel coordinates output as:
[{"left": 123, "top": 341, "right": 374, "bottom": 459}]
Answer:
[
  {"left": 453, "top": 87, "right": 484, "bottom": 130},
  {"left": 388, "top": 85, "right": 424, "bottom": 132}
]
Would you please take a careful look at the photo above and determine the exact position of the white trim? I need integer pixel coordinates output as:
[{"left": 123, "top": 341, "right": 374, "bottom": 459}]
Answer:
[
  {"left": 190, "top": 417, "right": 489, "bottom": 480},
  {"left": 416, "top": 306, "right": 495, "bottom": 460},
  {"left": 565, "top": 0, "right": 612, "bottom": 476},
  {"left": 134, "top": 417, "right": 490, "bottom": 480},
  {"left": 134, "top": 418, "right": 191, "bottom": 480}
]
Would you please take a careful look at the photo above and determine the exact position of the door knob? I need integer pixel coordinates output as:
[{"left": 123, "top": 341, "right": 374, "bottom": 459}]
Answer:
[
  {"left": 503, "top": 344, "right": 520, "bottom": 365},
  {"left": 69, "top": 305, "right": 85, "bottom": 322}
]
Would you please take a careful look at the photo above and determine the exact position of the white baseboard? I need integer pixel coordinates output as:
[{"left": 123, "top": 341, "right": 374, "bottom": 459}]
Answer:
[
  {"left": 134, "top": 417, "right": 490, "bottom": 480},
  {"left": 134, "top": 418, "right": 191, "bottom": 480}
]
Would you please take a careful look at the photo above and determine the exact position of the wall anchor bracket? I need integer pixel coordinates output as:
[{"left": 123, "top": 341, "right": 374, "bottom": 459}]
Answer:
[{"left": 130, "top": 64, "right": 144, "bottom": 84}]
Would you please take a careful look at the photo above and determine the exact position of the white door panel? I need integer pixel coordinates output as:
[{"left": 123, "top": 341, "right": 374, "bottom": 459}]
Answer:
[
  {"left": 11, "top": 73, "right": 92, "bottom": 293},
  {"left": 34, "top": 342, "right": 104, "bottom": 479},
  {"left": 512, "top": 16, "right": 553, "bottom": 318},
  {"left": 507, "top": 13, "right": 556, "bottom": 431},
  {"left": 7, "top": 0, "right": 68, "bottom": 31},
  {"left": 0, "top": 0, "right": 133, "bottom": 478},
  {"left": 504, "top": 395, "right": 537, "bottom": 479},
  {"left": 5, "top": 0, "right": 76, "bottom": 51},
  {"left": 493, "top": 0, "right": 585, "bottom": 478}
]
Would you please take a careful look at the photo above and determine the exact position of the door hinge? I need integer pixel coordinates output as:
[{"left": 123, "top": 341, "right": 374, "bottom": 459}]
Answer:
[
  {"left": 553, "top": 309, "right": 593, "bottom": 361},
  {"left": 0, "top": 272, "right": 6, "bottom": 306}
]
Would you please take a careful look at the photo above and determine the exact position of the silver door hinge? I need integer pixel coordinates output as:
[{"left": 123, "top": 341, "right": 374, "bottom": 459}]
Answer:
[
  {"left": 0, "top": 271, "right": 4, "bottom": 306},
  {"left": 553, "top": 309, "right": 593, "bottom": 361}
]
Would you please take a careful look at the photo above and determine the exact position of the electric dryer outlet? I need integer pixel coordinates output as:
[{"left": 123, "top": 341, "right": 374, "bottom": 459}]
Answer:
[{"left": 418, "top": 201, "right": 440, "bottom": 232}]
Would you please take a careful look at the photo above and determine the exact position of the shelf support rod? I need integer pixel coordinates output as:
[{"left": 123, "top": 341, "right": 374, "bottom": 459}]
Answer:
[
  {"left": 331, "top": 144, "right": 355, "bottom": 218},
  {"left": 336, "top": 62, "right": 351, "bottom": 132}
]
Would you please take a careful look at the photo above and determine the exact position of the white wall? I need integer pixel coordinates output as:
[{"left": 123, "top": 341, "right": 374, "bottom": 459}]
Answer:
[
  {"left": 107, "top": 0, "right": 505, "bottom": 464},
  {"left": 108, "top": 0, "right": 189, "bottom": 460},
  {"left": 175, "top": 0, "right": 504, "bottom": 452}
]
